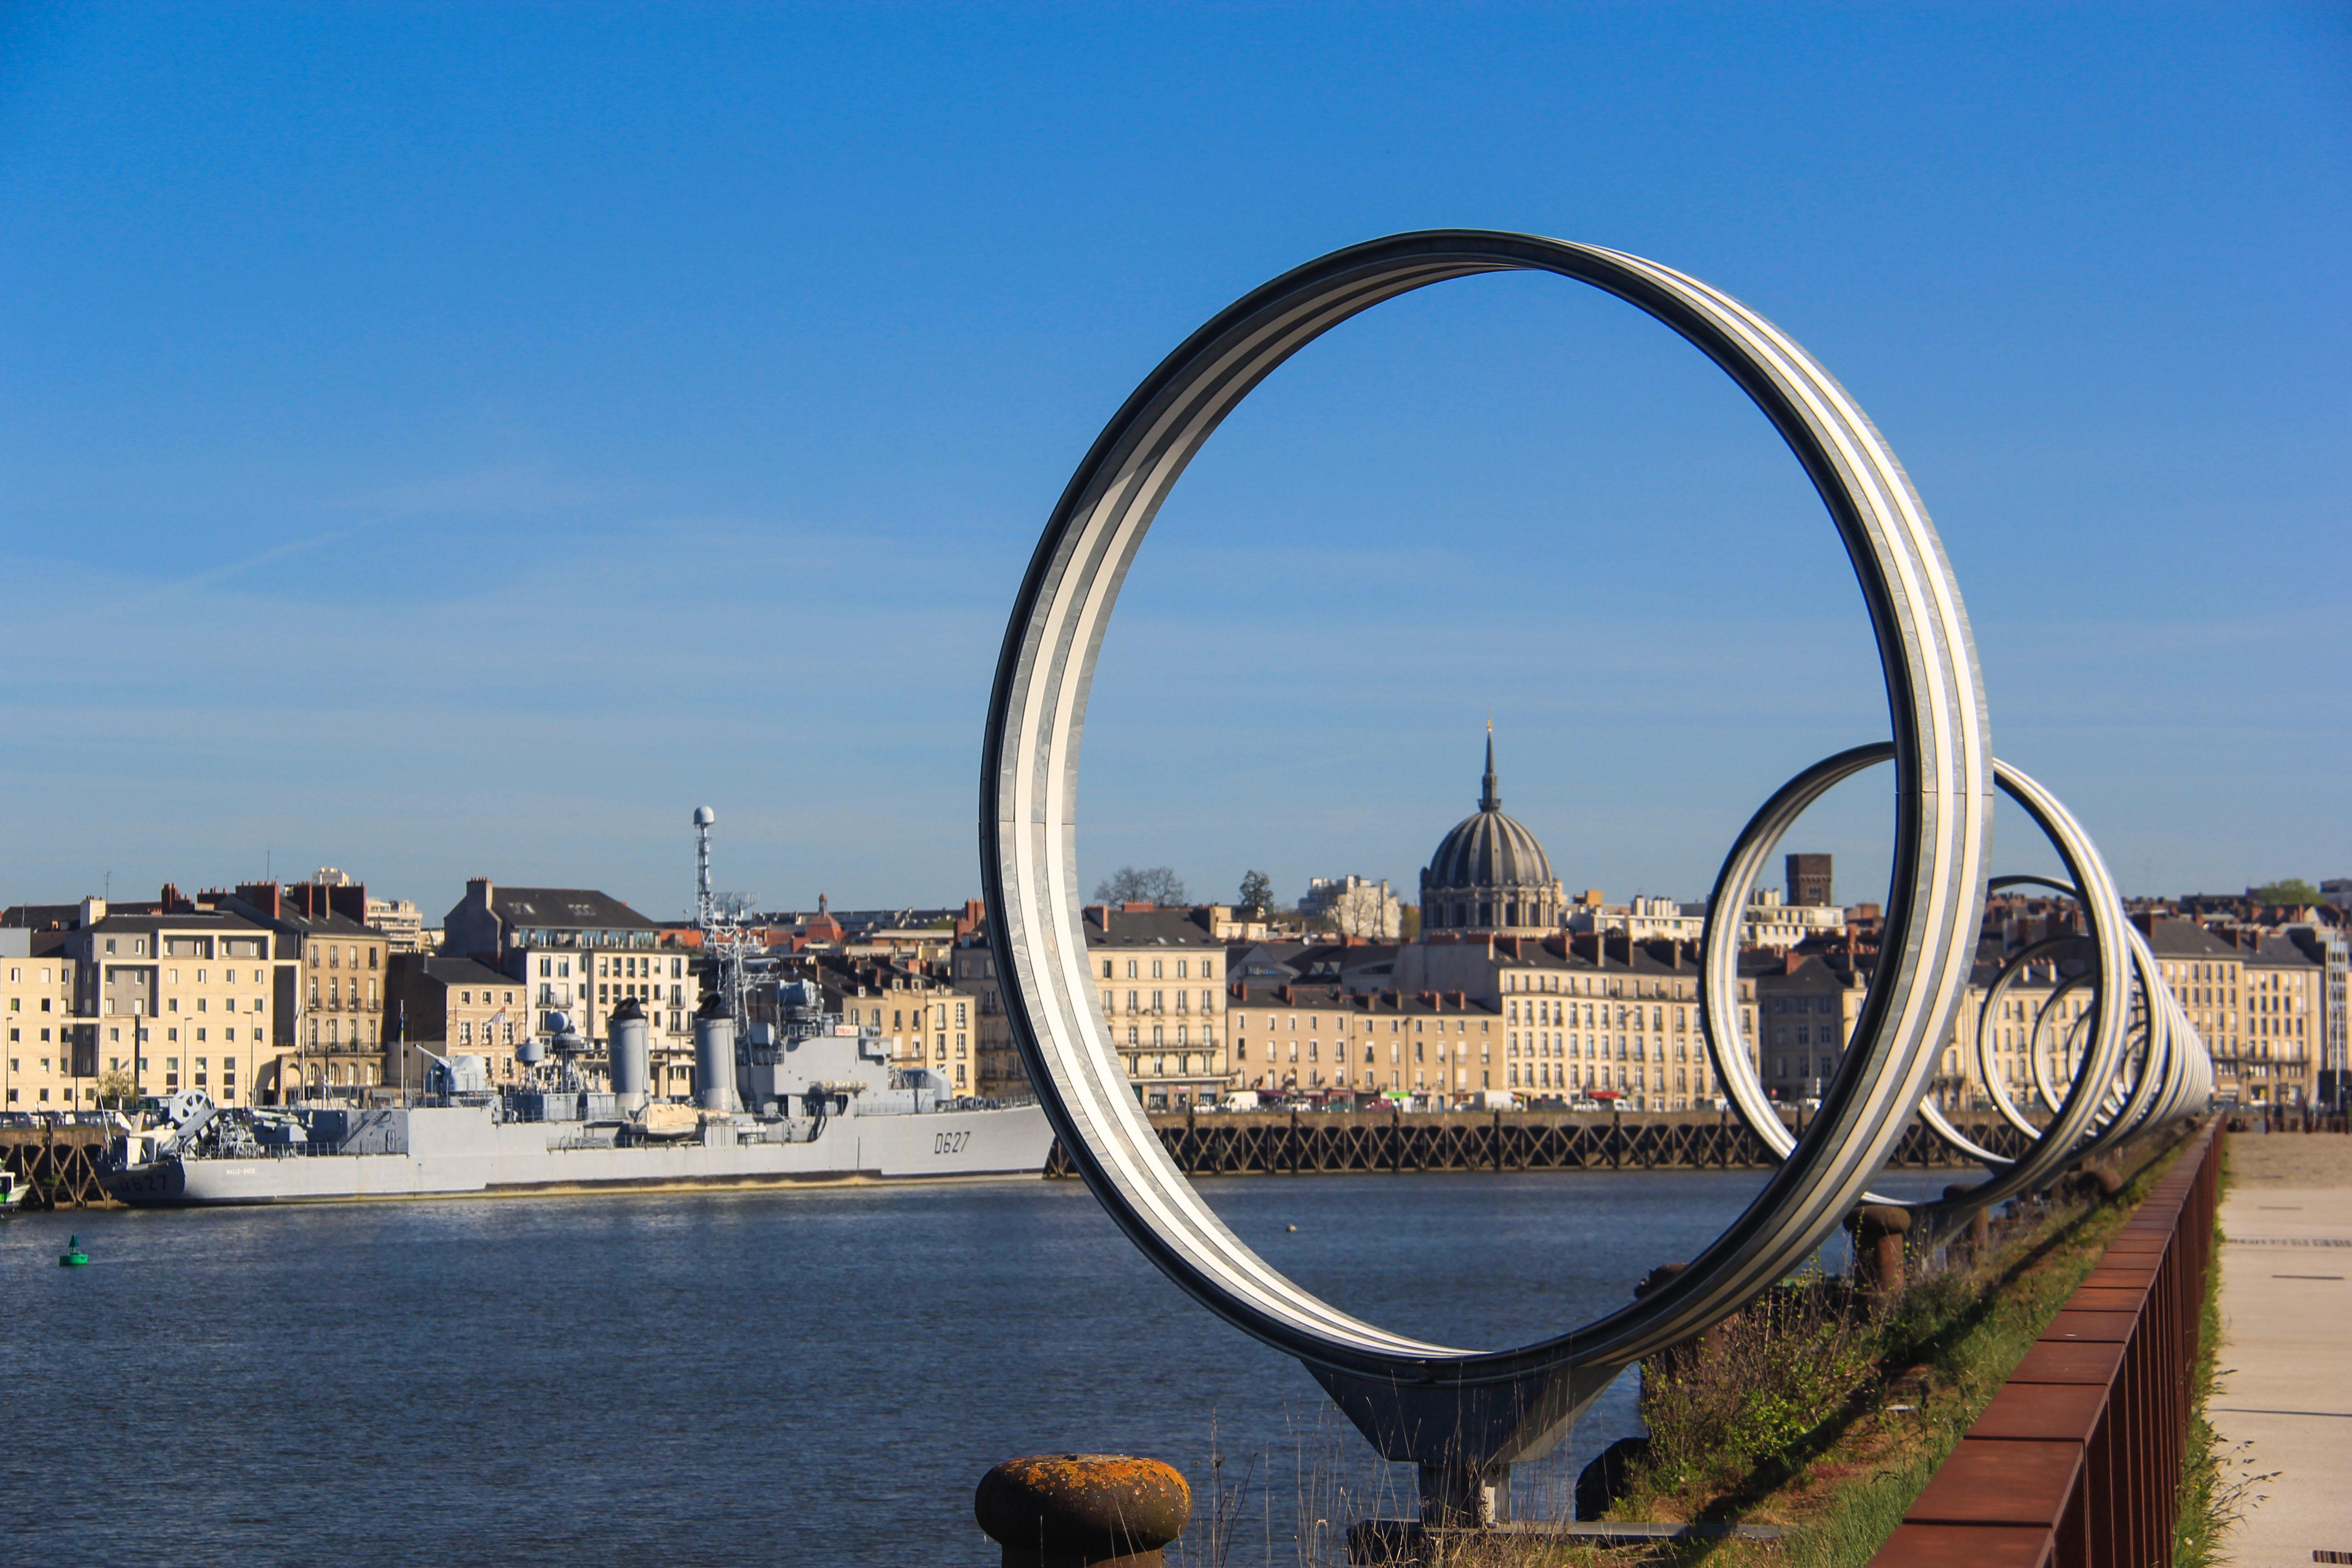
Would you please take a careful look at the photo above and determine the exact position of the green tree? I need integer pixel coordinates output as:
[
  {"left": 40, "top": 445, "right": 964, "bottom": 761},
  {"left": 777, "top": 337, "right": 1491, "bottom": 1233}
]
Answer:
[
  {"left": 1237, "top": 870, "right": 1276, "bottom": 921},
  {"left": 96, "top": 1068, "right": 137, "bottom": 1108},
  {"left": 2250, "top": 878, "right": 2322, "bottom": 906}
]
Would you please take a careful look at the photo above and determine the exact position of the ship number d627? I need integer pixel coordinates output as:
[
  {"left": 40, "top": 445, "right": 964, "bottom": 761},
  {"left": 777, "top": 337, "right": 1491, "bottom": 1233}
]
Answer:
[{"left": 934, "top": 1131, "right": 971, "bottom": 1156}]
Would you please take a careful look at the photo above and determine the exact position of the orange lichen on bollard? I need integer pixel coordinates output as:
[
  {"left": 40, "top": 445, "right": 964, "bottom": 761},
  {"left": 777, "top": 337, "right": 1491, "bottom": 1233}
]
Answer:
[{"left": 975, "top": 1453, "right": 1191, "bottom": 1568}]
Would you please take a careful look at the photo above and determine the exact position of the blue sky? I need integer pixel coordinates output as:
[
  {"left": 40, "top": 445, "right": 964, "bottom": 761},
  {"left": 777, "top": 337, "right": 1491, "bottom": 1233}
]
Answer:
[{"left": 1, "top": 3, "right": 2344, "bottom": 921}]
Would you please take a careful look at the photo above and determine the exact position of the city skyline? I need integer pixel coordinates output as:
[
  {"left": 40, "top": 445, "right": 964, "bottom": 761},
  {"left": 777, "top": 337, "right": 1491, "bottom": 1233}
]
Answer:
[{"left": 2, "top": 5, "right": 2344, "bottom": 912}]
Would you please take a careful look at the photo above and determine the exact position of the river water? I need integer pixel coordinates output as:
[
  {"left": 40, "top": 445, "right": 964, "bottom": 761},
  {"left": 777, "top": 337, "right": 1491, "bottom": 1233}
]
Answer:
[{"left": 3, "top": 1167, "right": 1952, "bottom": 1566}]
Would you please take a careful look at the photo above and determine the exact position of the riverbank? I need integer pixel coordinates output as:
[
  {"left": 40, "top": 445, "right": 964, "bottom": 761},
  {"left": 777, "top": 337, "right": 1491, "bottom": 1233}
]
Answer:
[{"left": 1572, "top": 1132, "right": 2191, "bottom": 1566}]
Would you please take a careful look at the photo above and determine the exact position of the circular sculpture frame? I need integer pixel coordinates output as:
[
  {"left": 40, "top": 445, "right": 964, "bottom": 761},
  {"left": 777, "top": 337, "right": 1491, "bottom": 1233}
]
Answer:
[{"left": 980, "top": 231, "right": 1995, "bottom": 1506}]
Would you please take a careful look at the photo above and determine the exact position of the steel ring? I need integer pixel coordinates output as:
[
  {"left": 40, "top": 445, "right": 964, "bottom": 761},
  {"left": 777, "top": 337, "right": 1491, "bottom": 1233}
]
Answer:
[{"left": 981, "top": 231, "right": 1991, "bottom": 1467}]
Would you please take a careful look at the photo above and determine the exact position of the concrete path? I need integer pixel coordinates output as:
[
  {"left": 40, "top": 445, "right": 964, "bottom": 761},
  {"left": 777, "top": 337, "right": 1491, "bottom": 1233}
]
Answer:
[{"left": 2210, "top": 1129, "right": 2352, "bottom": 1566}]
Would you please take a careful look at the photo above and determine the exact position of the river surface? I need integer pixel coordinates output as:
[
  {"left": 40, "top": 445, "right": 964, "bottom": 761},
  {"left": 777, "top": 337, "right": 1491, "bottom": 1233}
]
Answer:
[{"left": 3, "top": 1167, "right": 1952, "bottom": 1566}]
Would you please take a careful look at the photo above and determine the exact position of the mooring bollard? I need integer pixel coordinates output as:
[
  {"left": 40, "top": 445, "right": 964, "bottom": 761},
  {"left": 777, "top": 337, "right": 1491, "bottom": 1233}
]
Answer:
[
  {"left": 1847, "top": 1204, "right": 1911, "bottom": 1296},
  {"left": 975, "top": 1454, "right": 1190, "bottom": 1568}
]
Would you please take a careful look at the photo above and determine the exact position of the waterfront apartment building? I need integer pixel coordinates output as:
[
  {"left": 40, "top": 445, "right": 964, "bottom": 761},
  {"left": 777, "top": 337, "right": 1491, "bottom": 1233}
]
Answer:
[
  {"left": 62, "top": 902, "right": 292, "bottom": 1105},
  {"left": 1083, "top": 905, "right": 1230, "bottom": 1111},
  {"left": 441, "top": 880, "right": 697, "bottom": 1093},
  {"left": 217, "top": 883, "right": 389, "bottom": 1094},
  {"left": 1389, "top": 931, "right": 1756, "bottom": 1109},
  {"left": 952, "top": 938, "right": 1025, "bottom": 1101},
  {"left": 294, "top": 913, "right": 387, "bottom": 1092},
  {"left": 2240, "top": 932, "right": 2323, "bottom": 1106},
  {"left": 2136, "top": 917, "right": 2249, "bottom": 1101},
  {"left": 2, "top": 928, "right": 84, "bottom": 1111},
  {"left": 1751, "top": 954, "right": 1864, "bottom": 1102},
  {"left": 1230, "top": 984, "right": 1497, "bottom": 1098},
  {"left": 383, "top": 956, "right": 530, "bottom": 1086}
]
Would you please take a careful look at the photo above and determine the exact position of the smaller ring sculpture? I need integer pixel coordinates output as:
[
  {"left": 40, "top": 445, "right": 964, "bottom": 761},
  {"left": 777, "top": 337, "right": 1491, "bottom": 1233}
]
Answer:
[{"left": 1699, "top": 751, "right": 2210, "bottom": 1216}]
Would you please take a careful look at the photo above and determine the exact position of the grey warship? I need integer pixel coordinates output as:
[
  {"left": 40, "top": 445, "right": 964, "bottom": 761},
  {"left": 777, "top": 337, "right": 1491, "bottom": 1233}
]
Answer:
[{"left": 104, "top": 982, "right": 1050, "bottom": 1206}]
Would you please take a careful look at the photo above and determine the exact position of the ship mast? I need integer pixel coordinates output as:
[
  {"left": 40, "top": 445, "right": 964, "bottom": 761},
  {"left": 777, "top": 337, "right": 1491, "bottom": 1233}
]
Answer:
[{"left": 692, "top": 807, "right": 755, "bottom": 1036}]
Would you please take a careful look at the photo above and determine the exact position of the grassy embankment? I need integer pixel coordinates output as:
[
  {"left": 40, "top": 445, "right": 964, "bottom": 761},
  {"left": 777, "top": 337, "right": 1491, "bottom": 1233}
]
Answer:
[{"left": 1449, "top": 1132, "right": 2195, "bottom": 1568}]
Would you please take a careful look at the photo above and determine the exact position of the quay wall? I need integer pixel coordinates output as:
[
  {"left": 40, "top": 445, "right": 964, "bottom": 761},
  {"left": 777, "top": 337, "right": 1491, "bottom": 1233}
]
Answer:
[
  {"left": 1, "top": 1126, "right": 116, "bottom": 1209},
  {"left": 1044, "top": 1109, "right": 2036, "bottom": 1177}
]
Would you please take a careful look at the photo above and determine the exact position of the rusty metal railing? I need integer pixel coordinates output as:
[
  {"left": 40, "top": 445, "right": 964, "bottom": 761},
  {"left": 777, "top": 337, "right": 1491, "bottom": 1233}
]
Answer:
[{"left": 1871, "top": 1118, "right": 2223, "bottom": 1568}]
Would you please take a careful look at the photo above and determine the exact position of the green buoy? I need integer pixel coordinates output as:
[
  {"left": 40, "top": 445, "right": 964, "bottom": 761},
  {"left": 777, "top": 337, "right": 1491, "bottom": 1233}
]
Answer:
[{"left": 59, "top": 1234, "right": 88, "bottom": 1268}]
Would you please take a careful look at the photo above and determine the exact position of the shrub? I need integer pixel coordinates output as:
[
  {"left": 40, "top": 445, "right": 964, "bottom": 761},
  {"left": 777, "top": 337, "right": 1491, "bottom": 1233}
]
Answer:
[{"left": 1639, "top": 1273, "right": 1882, "bottom": 1488}]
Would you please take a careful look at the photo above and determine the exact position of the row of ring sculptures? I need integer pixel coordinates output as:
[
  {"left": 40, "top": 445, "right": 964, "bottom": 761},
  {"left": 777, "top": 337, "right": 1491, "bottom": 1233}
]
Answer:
[{"left": 977, "top": 231, "right": 2213, "bottom": 1527}]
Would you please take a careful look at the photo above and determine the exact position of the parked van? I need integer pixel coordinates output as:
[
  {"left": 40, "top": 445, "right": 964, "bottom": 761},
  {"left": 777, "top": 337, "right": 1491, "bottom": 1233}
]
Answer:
[{"left": 1216, "top": 1090, "right": 1262, "bottom": 1113}]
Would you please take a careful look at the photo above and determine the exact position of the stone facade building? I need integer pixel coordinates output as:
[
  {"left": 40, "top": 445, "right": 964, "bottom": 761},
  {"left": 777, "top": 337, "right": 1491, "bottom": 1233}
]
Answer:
[
  {"left": 2, "top": 928, "right": 84, "bottom": 1111},
  {"left": 953, "top": 937, "right": 1023, "bottom": 1101},
  {"left": 217, "top": 882, "right": 390, "bottom": 1095},
  {"left": 2239, "top": 931, "right": 2323, "bottom": 1106},
  {"left": 383, "top": 955, "right": 531, "bottom": 1087},
  {"left": 1229, "top": 984, "right": 1500, "bottom": 1099},
  {"left": 818, "top": 953, "right": 974, "bottom": 1091},
  {"left": 63, "top": 902, "right": 294, "bottom": 1104},
  {"left": 1386, "top": 931, "right": 1756, "bottom": 1109},
  {"left": 441, "top": 880, "right": 698, "bottom": 1094},
  {"left": 1083, "top": 905, "right": 1230, "bottom": 1110},
  {"left": 2136, "top": 916, "right": 2247, "bottom": 1100}
]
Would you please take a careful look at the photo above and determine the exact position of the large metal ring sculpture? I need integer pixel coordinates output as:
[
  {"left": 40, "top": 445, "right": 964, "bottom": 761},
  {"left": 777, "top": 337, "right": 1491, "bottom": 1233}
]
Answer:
[{"left": 982, "top": 231, "right": 1999, "bottom": 1519}]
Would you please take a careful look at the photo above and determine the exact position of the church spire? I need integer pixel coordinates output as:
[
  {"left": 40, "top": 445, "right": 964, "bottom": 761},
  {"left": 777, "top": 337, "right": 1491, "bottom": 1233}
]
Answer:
[{"left": 1480, "top": 720, "right": 1500, "bottom": 813}]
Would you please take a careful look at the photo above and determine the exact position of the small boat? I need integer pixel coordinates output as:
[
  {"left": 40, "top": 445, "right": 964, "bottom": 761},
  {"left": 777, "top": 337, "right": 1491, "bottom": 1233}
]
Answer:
[
  {"left": 59, "top": 1233, "right": 88, "bottom": 1267},
  {"left": 0, "top": 1169, "right": 24, "bottom": 1214}
]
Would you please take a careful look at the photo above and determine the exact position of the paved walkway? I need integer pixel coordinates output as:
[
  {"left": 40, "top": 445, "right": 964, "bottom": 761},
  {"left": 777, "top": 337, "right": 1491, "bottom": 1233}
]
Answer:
[{"left": 2211, "top": 1129, "right": 2352, "bottom": 1565}]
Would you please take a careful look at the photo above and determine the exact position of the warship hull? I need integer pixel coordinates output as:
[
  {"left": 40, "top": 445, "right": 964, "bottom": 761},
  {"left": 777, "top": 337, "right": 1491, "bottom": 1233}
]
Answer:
[{"left": 105, "top": 1101, "right": 1052, "bottom": 1207}]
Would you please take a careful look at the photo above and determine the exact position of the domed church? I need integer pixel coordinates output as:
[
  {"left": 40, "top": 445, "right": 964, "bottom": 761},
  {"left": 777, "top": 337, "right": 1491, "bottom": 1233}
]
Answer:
[{"left": 1419, "top": 727, "right": 1569, "bottom": 936}]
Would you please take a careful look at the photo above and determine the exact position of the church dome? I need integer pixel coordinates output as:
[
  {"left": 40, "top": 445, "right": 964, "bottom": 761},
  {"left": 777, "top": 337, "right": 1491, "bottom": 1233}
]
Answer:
[{"left": 1420, "top": 731, "right": 1564, "bottom": 935}]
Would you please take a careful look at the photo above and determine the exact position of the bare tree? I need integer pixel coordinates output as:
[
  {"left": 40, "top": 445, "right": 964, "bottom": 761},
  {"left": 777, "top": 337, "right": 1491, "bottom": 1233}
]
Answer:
[
  {"left": 1327, "top": 881, "right": 1393, "bottom": 940},
  {"left": 1301, "top": 875, "right": 1398, "bottom": 939},
  {"left": 1093, "top": 865, "right": 1188, "bottom": 906}
]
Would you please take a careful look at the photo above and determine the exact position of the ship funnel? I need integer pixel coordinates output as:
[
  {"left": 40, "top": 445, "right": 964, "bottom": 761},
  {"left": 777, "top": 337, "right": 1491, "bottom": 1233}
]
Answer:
[
  {"left": 609, "top": 997, "right": 651, "bottom": 1110},
  {"left": 692, "top": 991, "right": 738, "bottom": 1113}
]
